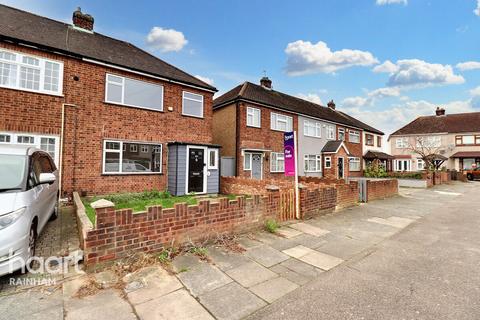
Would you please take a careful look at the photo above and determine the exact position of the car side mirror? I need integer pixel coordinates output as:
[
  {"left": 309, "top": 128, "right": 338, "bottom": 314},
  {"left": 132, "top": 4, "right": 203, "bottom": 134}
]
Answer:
[{"left": 38, "top": 173, "right": 56, "bottom": 185}]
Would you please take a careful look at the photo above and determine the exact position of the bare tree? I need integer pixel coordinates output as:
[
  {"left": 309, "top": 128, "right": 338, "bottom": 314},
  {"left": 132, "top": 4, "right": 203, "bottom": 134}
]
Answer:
[{"left": 406, "top": 136, "right": 446, "bottom": 171}]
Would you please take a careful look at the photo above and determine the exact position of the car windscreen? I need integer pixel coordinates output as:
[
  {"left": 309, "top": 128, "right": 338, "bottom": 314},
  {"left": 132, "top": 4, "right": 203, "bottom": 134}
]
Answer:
[{"left": 0, "top": 154, "right": 27, "bottom": 191}]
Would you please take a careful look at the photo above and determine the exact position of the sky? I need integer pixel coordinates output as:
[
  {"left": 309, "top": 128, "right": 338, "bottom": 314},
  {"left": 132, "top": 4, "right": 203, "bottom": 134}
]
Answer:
[{"left": 3, "top": 0, "right": 480, "bottom": 136}]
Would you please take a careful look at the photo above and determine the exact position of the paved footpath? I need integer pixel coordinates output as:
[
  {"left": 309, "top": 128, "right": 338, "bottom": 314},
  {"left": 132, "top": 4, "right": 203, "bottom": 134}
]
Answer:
[{"left": 0, "top": 182, "right": 478, "bottom": 320}]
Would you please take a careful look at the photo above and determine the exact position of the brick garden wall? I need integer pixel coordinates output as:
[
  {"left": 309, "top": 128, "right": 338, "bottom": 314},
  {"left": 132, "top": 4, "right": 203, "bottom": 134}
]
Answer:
[
  {"left": 220, "top": 176, "right": 294, "bottom": 195},
  {"left": 299, "top": 187, "right": 337, "bottom": 219},
  {"left": 336, "top": 181, "right": 359, "bottom": 208},
  {"left": 366, "top": 179, "right": 398, "bottom": 202}
]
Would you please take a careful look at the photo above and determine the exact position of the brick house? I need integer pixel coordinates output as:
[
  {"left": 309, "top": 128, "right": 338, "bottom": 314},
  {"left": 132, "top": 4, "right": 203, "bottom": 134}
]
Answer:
[
  {"left": 389, "top": 107, "right": 480, "bottom": 172},
  {"left": 0, "top": 5, "right": 220, "bottom": 197},
  {"left": 213, "top": 78, "right": 383, "bottom": 180}
]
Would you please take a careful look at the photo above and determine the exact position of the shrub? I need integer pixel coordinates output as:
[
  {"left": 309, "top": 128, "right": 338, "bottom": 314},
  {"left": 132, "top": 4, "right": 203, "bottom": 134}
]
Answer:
[
  {"left": 364, "top": 164, "right": 388, "bottom": 178},
  {"left": 264, "top": 219, "right": 279, "bottom": 233}
]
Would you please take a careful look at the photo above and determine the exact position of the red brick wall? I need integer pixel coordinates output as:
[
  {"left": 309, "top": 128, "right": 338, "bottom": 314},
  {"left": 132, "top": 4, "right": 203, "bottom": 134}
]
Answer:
[
  {"left": 220, "top": 176, "right": 294, "bottom": 195},
  {"left": 336, "top": 125, "right": 363, "bottom": 177},
  {"left": 322, "top": 145, "right": 351, "bottom": 180},
  {"left": 236, "top": 102, "right": 298, "bottom": 180},
  {"left": 366, "top": 179, "right": 398, "bottom": 201},
  {"left": 299, "top": 186, "right": 337, "bottom": 219},
  {"left": 0, "top": 42, "right": 214, "bottom": 196},
  {"left": 84, "top": 195, "right": 277, "bottom": 266},
  {"left": 336, "top": 181, "right": 359, "bottom": 208}
]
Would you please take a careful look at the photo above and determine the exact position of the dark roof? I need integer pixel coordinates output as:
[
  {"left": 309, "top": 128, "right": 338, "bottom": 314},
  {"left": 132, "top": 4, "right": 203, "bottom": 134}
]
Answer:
[
  {"left": 0, "top": 5, "right": 215, "bottom": 91},
  {"left": 390, "top": 112, "right": 480, "bottom": 137},
  {"left": 213, "top": 82, "right": 383, "bottom": 132},
  {"left": 321, "top": 140, "right": 343, "bottom": 153},
  {"left": 364, "top": 151, "right": 394, "bottom": 160},
  {"left": 450, "top": 151, "right": 480, "bottom": 158}
]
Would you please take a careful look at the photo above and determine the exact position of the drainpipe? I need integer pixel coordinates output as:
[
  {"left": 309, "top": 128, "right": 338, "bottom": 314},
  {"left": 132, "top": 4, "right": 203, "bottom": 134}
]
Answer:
[{"left": 59, "top": 103, "right": 78, "bottom": 201}]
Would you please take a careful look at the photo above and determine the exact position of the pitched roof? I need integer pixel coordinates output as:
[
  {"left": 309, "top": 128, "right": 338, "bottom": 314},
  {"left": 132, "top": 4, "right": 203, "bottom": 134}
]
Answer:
[
  {"left": 390, "top": 112, "right": 480, "bottom": 137},
  {"left": 0, "top": 5, "right": 216, "bottom": 91},
  {"left": 213, "top": 82, "right": 383, "bottom": 133},
  {"left": 321, "top": 140, "right": 350, "bottom": 155},
  {"left": 363, "top": 150, "right": 394, "bottom": 160}
]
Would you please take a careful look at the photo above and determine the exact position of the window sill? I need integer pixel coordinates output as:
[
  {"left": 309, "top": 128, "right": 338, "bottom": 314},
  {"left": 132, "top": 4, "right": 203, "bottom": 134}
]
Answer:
[
  {"left": 304, "top": 135, "right": 322, "bottom": 139},
  {"left": 270, "top": 128, "right": 290, "bottom": 133},
  {"left": 246, "top": 125, "right": 261, "bottom": 129},
  {"left": 0, "top": 84, "right": 64, "bottom": 97},
  {"left": 101, "top": 172, "right": 163, "bottom": 176},
  {"left": 270, "top": 171, "right": 285, "bottom": 173},
  {"left": 305, "top": 171, "right": 322, "bottom": 173},
  {"left": 182, "top": 113, "right": 204, "bottom": 119},
  {"left": 104, "top": 101, "right": 164, "bottom": 113}
]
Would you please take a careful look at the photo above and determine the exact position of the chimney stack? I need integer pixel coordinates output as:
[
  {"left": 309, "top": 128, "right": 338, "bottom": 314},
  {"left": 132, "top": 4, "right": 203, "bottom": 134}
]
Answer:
[
  {"left": 260, "top": 76, "right": 272, "bottom": 89},
  {"left": 435, "top": 107, "right": 445, "bottom": 116},
  {"left": 72, "top": 7, "right": 94, "bottom": 31},
  {"left": 327, "top": 100, "right": 336, "bottom": 110}
]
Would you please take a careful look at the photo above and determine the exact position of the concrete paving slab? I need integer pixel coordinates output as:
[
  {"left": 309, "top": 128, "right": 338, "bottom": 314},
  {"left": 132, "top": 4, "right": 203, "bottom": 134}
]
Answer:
[
  {"left": 124, "top": 266, "right": 183, "bottom": 305},
  {"left": 316, "top": 236, "right": 372, "bottom": 260},
  {"left": 289, "top": 222, "right": 330, "bottom": 237},
  {"left": 225, "top": 262, "right": 277, "bottom": 288},
  {"left": 282, "top": 245, "right": 314, "bottom": 259},
  {"left": 0, "top": 290, "right": 63, "bottom": 320},
  {"left": 249, "top": 276, "right": 299, "bottom": 303},
  {"left": 367, "top": 217, "right": 413, "bottom": 229},
  {"left": 387, "top": 216, "right": 415, "bottom": 228},
  {"left": 269, "top": 264, "right": 310, "bottom": 286},
  {"left": 246, "top": 245, "right": 289, "bottom": 267},
  {"left": 134, "top": 288, "right": 213, "bottom": 320},
  {"left": 292, "top": 233, "right": 328, "bottom": 249},
  {"left": 172, "top": 254, "right": 202, "bottom": 273},
  {"left": 65, "top": 289, "right": 136, "bottom": 320},
  {"left": 275, "top": 227, "right": 303, "bottom": 239},
  {"left": 207, "top": 246, "right": 251, "bottom": 271},
  {"left": 199, "top": 282, "right": 267, "bottom": 320},
  {"left": 237, "top": 237, "right": 263, "bottom": 249},
  {"left": 177, "top": 262, "right": 232, "bottom": 297},
  {"left": 280, "top": 258, "right": 324, "bottom": 279},
  {"left": 299, "top": 250, "right": 344, "bottom": 271},
  {"left": 252, "top": 232, "right": 282, "bottom": 245}
]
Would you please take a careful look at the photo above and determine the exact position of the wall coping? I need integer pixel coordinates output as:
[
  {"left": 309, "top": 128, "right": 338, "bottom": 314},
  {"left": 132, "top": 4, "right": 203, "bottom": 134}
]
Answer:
[
  {"left": 91, "top": 199, "right": 115, "bottom": 209},
  {"left": 73, "top": 192, "right": 94, "bottom": 247}
]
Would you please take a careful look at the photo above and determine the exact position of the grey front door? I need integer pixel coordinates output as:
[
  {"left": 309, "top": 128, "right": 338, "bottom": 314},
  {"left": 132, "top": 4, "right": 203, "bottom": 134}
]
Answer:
[{"left": 251, "top": 154, "right": 262, "bottom": 180}]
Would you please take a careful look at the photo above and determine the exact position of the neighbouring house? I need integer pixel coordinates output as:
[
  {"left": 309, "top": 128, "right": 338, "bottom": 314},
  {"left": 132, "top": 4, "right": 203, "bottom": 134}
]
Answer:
[
  {"left": 389, "top": 107, "right": 480, "bottom": 171},
  {"left": 212, "top": 77, "right": 384, "bottom": 180},
  {"left": 0, "top": 5, "right": 220, "bottom": 197}
]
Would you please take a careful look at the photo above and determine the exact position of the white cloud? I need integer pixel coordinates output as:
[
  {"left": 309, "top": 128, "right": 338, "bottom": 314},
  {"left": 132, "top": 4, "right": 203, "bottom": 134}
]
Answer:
[
  {"left": 285, "top": 40, "right": 378, "bottom": 75},
  {"left": 342, "top": 87, "right": 400, "bottom": 108},
  {"left": 368, "top": 87, "right": 401, "bottom": 99},
  {"left": 194, "top": 75, "right": 214, "bottom": 86},
  {"left": 146, "top": 27, "right": 188, "bottom": 52},
  {"left": 378, "top": 59, "right": 465, "bottom": 88},
  {"left": 340, "top": 98, "right": 479, "bottom": 137},
  {"left": 456, "top": 61, "right": 480, "bottom": 71},
  {"left": 470, "top": 86, "right": 480, "bottom": 96},
  {"left": 373, "top": 60, "right": 399, "bottom": 74},
  {"left": 376, "top": 0, "right": 407, "bottom": 5},
  {"left": 474, "top": 0, "right": 480, "bottom": 16},
  {"left": 297, "top": 93, "right": 323, "bottom": 105}
]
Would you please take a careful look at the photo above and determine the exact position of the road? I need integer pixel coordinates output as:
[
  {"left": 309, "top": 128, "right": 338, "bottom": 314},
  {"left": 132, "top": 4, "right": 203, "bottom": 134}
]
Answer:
[{"left": 249, "top": 182, "right": 480, "bottom": 320}]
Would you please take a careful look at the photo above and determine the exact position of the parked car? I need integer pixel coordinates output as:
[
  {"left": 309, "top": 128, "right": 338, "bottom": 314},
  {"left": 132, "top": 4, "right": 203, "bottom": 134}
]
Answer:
[
  {"left": 0, "top": 146, "right": 59, "bottom": 276},
  {"left": 465, "top": 168, "right": 480, "bottom": 181}
]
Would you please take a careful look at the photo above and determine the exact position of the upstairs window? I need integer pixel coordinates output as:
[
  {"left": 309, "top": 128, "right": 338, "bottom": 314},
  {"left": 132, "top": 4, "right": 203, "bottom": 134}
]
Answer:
[
  {"left": 326, "top": 125, "right": 335, "bottom": 140},
  {"left": 304, "top": 120, "right": 321, "bottom": 138},
  {"left": 377, "top": 136, "right": 382, "bottom": 147},
  {"left": 246, "top": 107, "right": 261, "bottom": 128},
  {"left": 365, "top": 134, "right": 374, "bottom": 146},
  {"left": 182, "top": 91, "right": 204, "bottom": 118},
  {"left": 349, "top": 130, "right": 360, "bottom": 143},
  {"left": 271, "top": 113, "right": 293, "bottom": 132},
  {"left": 338, "top": 128, "right": 345, "bottom": 141},
  {"left": 106, "top": 74, "right": 164, "bottom": 111},
  {"left": 396, "top": 137, "right": 408, "bottom": 148},
  {"left": 270, "top": 152, "right": 285, "bottom": 172},
  {"left": 0, "top": 49, "right": 63, "bottom": 95}
]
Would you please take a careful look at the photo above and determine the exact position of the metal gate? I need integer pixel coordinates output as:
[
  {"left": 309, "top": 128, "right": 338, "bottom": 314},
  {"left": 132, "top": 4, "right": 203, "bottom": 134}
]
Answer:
[
  {"left": 358, "top": 179, "right": 368, "bottom": 202},
  {"left": 278, "top": 189, "right": 296, "bottom": 221}
]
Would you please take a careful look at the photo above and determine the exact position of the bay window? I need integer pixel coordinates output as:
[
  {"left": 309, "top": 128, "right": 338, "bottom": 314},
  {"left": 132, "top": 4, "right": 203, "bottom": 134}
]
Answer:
[
  {"left": 105, "top": 74, "right": 164, "bottom": 111},
  {"left": 0, "top": 49, "right": 63, "bottom": 95},
  {"left": 271, "top": 113, "right": 293, "bottom": 132},
  {"left": 270, "top": 152, "right": 285, "bottom": 172},
  {"left": 304, "top": 154, "right": 322, "bottom": 172},
  {"left": 103, "top": 140, "right": 162, "bottom": 174}
]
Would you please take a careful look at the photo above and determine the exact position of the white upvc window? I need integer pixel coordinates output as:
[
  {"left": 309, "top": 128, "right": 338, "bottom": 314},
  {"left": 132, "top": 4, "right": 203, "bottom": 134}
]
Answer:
[
  {"left": 304, "top": 154, "right": 322, "bottom": 172},
  {"left": 271, "top": 113, "right": 293, "bottom": 132},
  {"left": 0, "top": 132, "right": 59, "bottom": 164},
  {"left": 208, "top": 149, "right": 218, "bottom": 169},
  {"left": 103, "top": 140, "right": 162, "bottom": 174},
  {"left": 395, "top": 137, "right": 408, "bottom": 148},
  {"left": 0, "top": 49, "right": 63, "bottom": 95},
  {"left": 326, "top": 125, "right": 335, "bottom": 140},
  {"left": 349, "top": 157, "right": 361, "bottom": 171},
  {"left": 349, "top": 130, "right": 360, "bottom": 143},
  {"left": 304, "top": 120, "right": 321, "bottom": 138},
  {"left": 394, "top": 159, "right": 411, "bottom": 171},
  {"left": 338, "top": 128, "right": 345, "bottom": 141},
  {"left": 105, "top": 74, "right": 164, "bottom": 111},
  {"left": 325, "top": 156, "right": 332, "bottom": 168},
  {"left": 244, "top": 153, "right": 252, "bottom": 171},
  {"left": 246, "top": 107, "right": 261, "bottom": 128},
  {"left": 416, "top": 136, "right": 441, "bottom": 148},
  {"left": 182, "top": 91, "right": 204, "bottom": 118},
  {"left": 417, "top": 158, "right": 426, "bottom": 170},
  {"left": 270, "top": 152, "right": 285, "bottom": 172}
]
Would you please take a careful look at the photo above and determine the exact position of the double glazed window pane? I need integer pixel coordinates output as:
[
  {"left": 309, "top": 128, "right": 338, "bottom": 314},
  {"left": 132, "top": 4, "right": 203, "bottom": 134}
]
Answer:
[
  {"left": 124, "top": 78, "right": 163, "bottom": 110},
  {"left": 44, "top": 62, "right": 60, "bottom": 91},
  {"left": 183, "top": 92, "right": 203, "bottom": 117},
  {"left": 0, "top": 62, "right": 17, "bottom": 86},
  {"left": 20, "top": 66, "right": 40, "bottom": 90},
  {"left": 122, "top": 143, "right": 160, "bottom": 172},
  {"left": 40, "top": 137, "right": 56, "bottom": 158}
]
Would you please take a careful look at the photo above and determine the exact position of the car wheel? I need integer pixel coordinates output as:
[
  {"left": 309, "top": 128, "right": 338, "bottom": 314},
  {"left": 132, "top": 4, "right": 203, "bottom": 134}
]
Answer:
[
  {"left": 467, "top": 174, "right": 474, "bottom": 181},
  {"left": 27, "top": 225, "right": 37, "bottom": 270},
  {"left": 49, "top": 198, "right": 59, "bottom": 221}
]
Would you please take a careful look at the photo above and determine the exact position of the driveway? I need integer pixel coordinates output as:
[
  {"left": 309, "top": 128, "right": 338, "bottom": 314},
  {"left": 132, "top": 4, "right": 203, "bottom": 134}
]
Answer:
[{"left": 0, "top": 182, "right": 478, "bottom": 320}]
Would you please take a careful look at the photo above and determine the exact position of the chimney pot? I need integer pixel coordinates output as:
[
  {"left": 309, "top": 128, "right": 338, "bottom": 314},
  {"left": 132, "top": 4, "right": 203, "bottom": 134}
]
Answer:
[
  {"left": 73, "top": 7, "right": 94, "bottom": 31},
  {"left": 435, "top": 107, "right": 445, "bottom": 116},
  {"left": 260, "top": 76, "right": 272, "bottom": 89},
  {"left": 327, "top": 100, "right": 336, "bottom": 110}
]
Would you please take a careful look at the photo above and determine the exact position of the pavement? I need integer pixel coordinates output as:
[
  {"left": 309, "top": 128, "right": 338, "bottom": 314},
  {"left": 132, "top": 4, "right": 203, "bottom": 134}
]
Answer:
[{"left": 0, "top": 181, "right": 478, "bottom": 320}]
